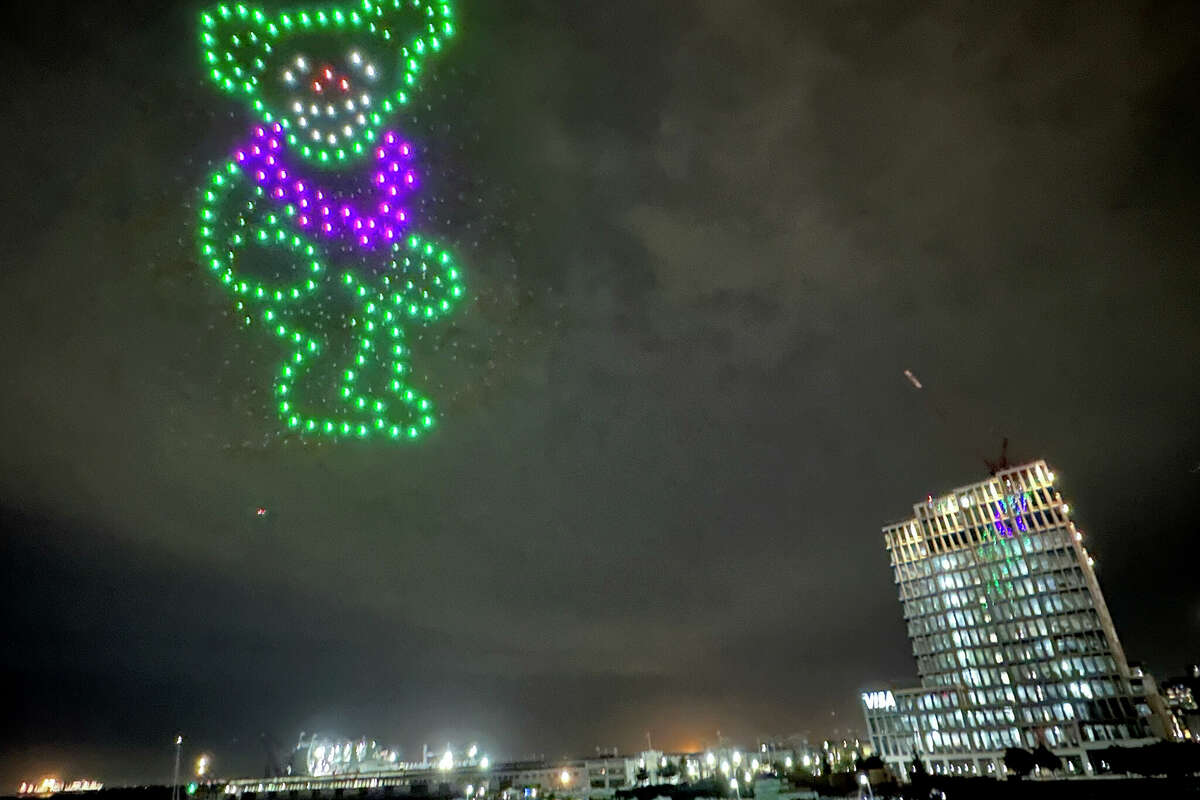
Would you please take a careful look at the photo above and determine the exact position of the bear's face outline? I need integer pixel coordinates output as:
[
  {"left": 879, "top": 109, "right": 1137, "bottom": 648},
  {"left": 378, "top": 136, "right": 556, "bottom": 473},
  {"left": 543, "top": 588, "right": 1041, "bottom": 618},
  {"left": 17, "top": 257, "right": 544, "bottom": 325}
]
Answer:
[{"left": 200, "top": 0, "right": 455, "bottom": 166}]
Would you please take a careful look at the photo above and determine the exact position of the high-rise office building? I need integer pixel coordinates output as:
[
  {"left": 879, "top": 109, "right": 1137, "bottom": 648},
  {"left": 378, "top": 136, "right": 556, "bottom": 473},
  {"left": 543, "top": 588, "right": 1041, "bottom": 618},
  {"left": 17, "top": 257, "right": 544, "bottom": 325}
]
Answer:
[{"left": 861, "top": 460, "right": 1159, "bottom": 778}]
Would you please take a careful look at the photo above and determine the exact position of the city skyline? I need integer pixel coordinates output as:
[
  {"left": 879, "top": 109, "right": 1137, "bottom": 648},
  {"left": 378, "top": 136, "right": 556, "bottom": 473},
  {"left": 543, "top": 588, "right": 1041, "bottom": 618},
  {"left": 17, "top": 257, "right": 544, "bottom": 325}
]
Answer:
[{"left": 3, "top": 0, "right": 1199, "bottom": 790}]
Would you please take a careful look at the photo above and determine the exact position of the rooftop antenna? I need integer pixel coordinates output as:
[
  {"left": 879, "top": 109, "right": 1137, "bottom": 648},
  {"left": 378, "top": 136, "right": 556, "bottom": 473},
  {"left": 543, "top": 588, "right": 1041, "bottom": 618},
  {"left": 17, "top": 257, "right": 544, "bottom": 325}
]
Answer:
[
  {"left": 902, "top": 369, "right": 1008, "bottom": 474},
  {"left": 983, "top": 437, "right": 1010, "bottom": 476}
]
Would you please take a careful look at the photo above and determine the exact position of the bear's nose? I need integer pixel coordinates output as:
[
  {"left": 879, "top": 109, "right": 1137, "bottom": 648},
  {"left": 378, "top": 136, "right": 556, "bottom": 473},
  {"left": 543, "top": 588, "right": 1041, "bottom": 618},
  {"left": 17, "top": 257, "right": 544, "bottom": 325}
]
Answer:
[{"left": 310, "top": 64, "right": 352, "bottom": 95}]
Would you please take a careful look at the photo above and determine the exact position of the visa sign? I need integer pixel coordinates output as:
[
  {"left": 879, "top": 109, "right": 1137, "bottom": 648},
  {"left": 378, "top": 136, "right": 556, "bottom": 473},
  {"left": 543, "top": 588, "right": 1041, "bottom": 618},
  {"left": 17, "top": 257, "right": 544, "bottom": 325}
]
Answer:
[{"left": 862, "top": 690, "right": 896, "bottom": 710}]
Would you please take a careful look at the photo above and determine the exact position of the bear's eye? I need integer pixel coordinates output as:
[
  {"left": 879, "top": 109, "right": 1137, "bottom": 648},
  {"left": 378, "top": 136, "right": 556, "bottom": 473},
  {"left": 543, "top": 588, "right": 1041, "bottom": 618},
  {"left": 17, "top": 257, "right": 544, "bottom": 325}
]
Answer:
[
  {"left": 347, "top": 49, "right": 379, "bottom": 82},
  {"left": 282, "top": 54, "right": 311, "bottom": 86}
]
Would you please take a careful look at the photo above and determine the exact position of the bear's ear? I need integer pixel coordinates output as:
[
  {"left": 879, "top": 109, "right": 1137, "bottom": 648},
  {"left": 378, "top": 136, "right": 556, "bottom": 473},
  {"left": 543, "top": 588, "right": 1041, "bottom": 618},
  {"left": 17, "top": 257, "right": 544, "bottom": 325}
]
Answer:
[
  {"left": 374, "top": 0, "right": 457, "bottom": 67},
  {"left": 198, "top": 4, "right": 272, "bottom": 99}
]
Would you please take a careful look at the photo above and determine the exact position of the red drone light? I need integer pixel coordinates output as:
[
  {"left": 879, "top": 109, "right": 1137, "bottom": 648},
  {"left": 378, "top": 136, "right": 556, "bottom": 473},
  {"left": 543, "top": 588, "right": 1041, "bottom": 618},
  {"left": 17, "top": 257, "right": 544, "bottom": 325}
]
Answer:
[{"left": 311, "top": 65, "right": 351, "bottom": 96}]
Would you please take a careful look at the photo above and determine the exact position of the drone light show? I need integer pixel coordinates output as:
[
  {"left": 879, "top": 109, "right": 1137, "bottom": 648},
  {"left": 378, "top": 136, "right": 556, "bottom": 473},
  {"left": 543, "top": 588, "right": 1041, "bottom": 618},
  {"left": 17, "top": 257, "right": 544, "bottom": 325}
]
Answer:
[{"left": 196, "top": 0, "right": 465, "bottom": 441}]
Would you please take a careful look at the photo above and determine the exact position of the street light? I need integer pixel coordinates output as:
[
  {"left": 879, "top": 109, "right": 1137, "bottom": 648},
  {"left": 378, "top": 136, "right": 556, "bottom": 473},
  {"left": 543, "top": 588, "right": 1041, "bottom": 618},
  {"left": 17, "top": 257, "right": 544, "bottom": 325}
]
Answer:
[
  {"left": 729, "top": 778, "right": 740, "bottom": 800},
  {"left": 172, "top": 735, "right": 183, "bottom": 800},
  {"left": 856, "top": 773, "right": 874, "bottom": 800}
]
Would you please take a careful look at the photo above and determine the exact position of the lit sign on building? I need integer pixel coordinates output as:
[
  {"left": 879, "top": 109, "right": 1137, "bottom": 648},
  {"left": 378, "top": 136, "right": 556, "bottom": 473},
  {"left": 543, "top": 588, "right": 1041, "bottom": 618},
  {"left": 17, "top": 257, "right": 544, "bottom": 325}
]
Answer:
[{"left": 861, "top": 691, "right": 896, "bottom": 710}]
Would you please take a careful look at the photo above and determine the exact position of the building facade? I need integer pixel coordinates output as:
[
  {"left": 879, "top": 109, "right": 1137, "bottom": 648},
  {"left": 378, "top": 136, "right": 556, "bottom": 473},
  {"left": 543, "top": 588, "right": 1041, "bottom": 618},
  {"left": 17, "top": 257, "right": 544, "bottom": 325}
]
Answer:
[{"left": 861, "top": 461, "right": 1159, "bottom": 778}]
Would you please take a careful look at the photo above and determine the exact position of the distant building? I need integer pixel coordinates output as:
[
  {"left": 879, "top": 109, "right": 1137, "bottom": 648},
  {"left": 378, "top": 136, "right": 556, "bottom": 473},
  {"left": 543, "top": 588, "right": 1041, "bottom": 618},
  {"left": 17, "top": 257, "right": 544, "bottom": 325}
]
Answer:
[
  {"left": 582, "top": 755, "right": 635, "bottom": 798},
  {"left": 492, "top": 760, "right": 587, "bottom": 798},
  {"left": 860, "top": 461, "right": 1161, "bottom": 779},
  {"left": 1127, "top": 663, "right": 1176, "bottom": 740},
  {"left": 1161, "top": 664, "right": 1200, "bottom": 741}
]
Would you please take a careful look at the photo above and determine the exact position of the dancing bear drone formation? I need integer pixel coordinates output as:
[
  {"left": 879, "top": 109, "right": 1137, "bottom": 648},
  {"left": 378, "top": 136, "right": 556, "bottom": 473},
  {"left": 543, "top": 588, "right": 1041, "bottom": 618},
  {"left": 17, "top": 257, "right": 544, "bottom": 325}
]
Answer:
[{"left": 196, "top": 1, "right": 464, "bottom": 442}]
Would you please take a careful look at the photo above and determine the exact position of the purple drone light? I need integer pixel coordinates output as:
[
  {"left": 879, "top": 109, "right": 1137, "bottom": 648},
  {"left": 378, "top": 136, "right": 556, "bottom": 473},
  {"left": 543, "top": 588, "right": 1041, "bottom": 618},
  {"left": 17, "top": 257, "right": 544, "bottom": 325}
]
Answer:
[{"left": 234, "top": 124, "right": 418, "bottom": 251}]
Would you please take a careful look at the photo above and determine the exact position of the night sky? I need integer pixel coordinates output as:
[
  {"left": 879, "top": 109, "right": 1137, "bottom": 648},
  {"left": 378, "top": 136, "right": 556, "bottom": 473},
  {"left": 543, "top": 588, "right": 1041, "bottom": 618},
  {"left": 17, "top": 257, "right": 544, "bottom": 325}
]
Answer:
[{"left": 3, "top": 0, "right": 1199, "bottom": 788}]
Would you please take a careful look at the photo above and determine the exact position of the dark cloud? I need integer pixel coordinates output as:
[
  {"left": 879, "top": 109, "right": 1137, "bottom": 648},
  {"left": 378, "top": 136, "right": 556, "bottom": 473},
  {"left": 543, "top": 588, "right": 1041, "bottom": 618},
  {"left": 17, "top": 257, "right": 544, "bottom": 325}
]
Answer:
[{"left": 2, "top": 0, "right": 1199, "bottom": 787}]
